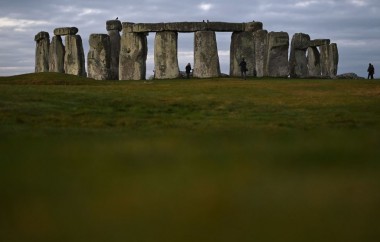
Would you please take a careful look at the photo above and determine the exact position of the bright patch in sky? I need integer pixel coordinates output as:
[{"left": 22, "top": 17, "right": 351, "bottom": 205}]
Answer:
[
  {"left": 198, "top": 3, "right": 213, "bottom": 11},
  {"left": 295, "top": 1, "right": 318, "bottom": 7},
  {"left": 350, "top": 0, "right": 367, "bottom": 7},
  {"left": 0, "top": 17, "right": 48, "bottom": 28}
]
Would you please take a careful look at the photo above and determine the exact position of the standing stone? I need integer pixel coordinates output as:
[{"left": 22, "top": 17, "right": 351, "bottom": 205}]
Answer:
[
  {"left": 64, "top": 35, "right": 86, "bottom": 76},
  {"left": 34, "top": 31, "right": 50, "bottom": 73},
  {"left": 119, "top": 32, "right": 147, "bottom": 80},
  {"left": 266, "top": 32, "right": 289, "bottom": 77},
  {"left": 289, "top": 33, "right": 310, "bottom": 78},
  {"left": 230, "top": 31, "right": 255, "bottom": 77},
  {"left": 87, "top": 34, "right": 111, "bottom": 80},
  {"left": 49, "top": 35, "right": 65, "bottom": 73},
  {"left": 193, "top": 31, "right": 220, "bottom": 78},
  {"left": 307, "top": 47, "right": 321, "bottom": 77},
  {"left": 107, "top": 20, "right": 122, "bottom": 80},
  {"left": 329, "top": 43, "right": 339, "bottom": 78},
  {"left": 319, "top": 44, "right": 330, "bottom": 77},
  {"left": 154, "top": 31, "right": 180, "bottom": 79},
  {"left": 254, "top": 30, "right": 268, "bottom": 77}
]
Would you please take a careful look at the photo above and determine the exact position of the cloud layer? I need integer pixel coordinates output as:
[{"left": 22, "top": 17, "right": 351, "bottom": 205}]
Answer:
[{"left": 1, "top": 0, "right": 379, "bottom": 77}]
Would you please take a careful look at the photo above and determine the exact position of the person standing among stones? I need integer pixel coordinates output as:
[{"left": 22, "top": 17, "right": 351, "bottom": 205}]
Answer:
[
  {"left": 185, "top": 63, "right": 192, "bottom": 79},
  {"left": 239, "top": 58, "right": 247, "bottom": 79},
  {"left": 367, "top": 63, "right": 375, "bottom": 79}
]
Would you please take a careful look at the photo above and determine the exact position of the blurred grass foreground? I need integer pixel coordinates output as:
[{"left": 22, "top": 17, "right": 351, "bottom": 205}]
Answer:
[{"left": 1, "top": 73, "right": 380, "bottom": 242}]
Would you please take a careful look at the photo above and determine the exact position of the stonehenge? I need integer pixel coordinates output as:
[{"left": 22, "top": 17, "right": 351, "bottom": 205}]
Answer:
[{"left": 35, "top": 20, "right": 339, "bottom": 80}]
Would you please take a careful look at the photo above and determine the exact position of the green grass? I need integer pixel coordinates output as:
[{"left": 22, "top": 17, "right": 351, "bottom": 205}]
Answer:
[{"left": 1, "top": 73, "right": 380, "bottom": 242}]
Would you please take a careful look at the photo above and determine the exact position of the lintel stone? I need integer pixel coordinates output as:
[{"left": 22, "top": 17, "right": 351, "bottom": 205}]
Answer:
[
  {"left": 245, "top": 21, "right": 263, "bottom": 32},
  {"left": 54, "top": 27, "right": 79, "bottom": 36},
  {"left": 106, "top": 20, "right": 122, "bottom": 31},
  {"left": 34, "top": 31, "right": 50, "bottom": 41},
  {"left": 310, "top": 39, "right": 330, "bottom": 47}
]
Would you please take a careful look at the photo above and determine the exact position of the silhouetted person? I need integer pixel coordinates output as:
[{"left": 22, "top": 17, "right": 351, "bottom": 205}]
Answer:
[
  {"left": 185, "top": 63, "right": 192, "bottom": 79},
  {"left": 239, "top": 58, "right": 247, "bottom": 79},
  {"left": 368, "top": 63, "right": 375, "bottom": 79}
]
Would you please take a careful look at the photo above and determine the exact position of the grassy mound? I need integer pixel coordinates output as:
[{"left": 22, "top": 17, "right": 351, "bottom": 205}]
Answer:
[{"left": 0, "top": 72, "right": 103, "bottom": 85}]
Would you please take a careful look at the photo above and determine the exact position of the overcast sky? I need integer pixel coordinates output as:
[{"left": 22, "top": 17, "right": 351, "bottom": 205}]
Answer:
[{"left": 0, "top": 0, "right": 379, "bottom": 77}]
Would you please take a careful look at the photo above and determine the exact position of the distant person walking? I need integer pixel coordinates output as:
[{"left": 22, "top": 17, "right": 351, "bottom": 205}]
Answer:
[
  {"left": 367, "top": 63, "right": 375, "bottom": 79},
  {"left": 185, "top": 63, "right": 192, "bottom": 79},
  {"left": 239, "top": 58, "right": 247, "bottom": 80}
]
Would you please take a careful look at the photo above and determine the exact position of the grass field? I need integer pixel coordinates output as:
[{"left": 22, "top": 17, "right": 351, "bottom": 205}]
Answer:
[{"left": 1, "top": 73, "right": 380, "bottom": 242}]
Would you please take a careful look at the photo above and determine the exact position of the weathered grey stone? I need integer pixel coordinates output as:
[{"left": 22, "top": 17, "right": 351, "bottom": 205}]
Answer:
[
  {"left": 254, "top": 30, "right": 268, "bottom": 77},
  {"left": 133, "top": 23, "right": 165, "bottom": 32},
  {"left": 319, "top": 44, "right": 330, "bottom": 76},
  {"left": 193, "top": 31, "right": 220, "bottom": 78},
  {"left": 164, "top": 22, "right": 207, "bottom": 32},
  {"left": 87, "top": 34, "right": 111, "bottom": 80},
  {"left": 266, "top": 32, "right": 289, "bottom": 77},
  {"left": 108, "top": 22, "right": 121, "bottom": 80},
  {"left": 289, "top": 33, "right": 310, "bottom": 78},
  {"left": 119, "top": 32, "right": 147, "bottom": 80},
  {"left": 106, "top": 20, "right": 122, "bottom": 31},
  {"left": 154, "top": 31, "right": 180, "bottom": 79},
  {"left": 309, "top": 39, "right": 330, "bottom": 47},
  {"left": 35, "top": 31, "right": 50, "bottom": 72},
  {"left": 245, "top": 21, "right": 263, "bottom": 32},
  {"left": 307, "top": 46, "right": 321, "bottom": 77},
  {"left": 205, "top": 22, "right": 244, "bottom": 32},
  {"left": 49, "top": 35, "right": 65, "bottom": 73},
  {"left": 230, "top": 31, "right": 255, "bottom": 77},
  {"left": 122, "top": 22, "right": 135, "bottom": 33},
  {"left": 336, "top": 73, "right": 364, "bottom": 79},
  {"left": 54, "top": 27, "right": 78, "bottom": 36},
  {"left": 64, "top": 35, "right": 86, "bottom": 76},
  {"left": 329, "top": 43, "right": 339, "bottom": 77}
]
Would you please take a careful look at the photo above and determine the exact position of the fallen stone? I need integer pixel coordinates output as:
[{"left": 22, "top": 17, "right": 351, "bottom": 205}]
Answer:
[
  {"left": 49, "top": 35, "right": 65, "bottom": 73},
  {"left": 54, "top": 27, "right": 79, "bottom": 36},
  {"left": 336, "top": 73, "right": 364, "bottom": 79},
  {"left": 154, "top": 31, "right": 180, "bottom": 79},
  {"left": 266, "top": 31, "right": 289, "bottom": 77},
  {"left": 230, "top": 31, "right": 255, "bottom": 77},
  {"left": 64, "top": 35, "right": 86, "bottom": 76},
  {"left": 87, "top": 34, "right": 111, "bottom": 80},
  {"left": 193, "top": 31, "right": 221, "bottom": 78},
  {"left": 119, "top": 32, "right": 147, "bottom": 80}
]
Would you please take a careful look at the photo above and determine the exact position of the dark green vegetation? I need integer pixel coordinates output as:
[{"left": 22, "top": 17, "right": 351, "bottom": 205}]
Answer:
[{"left": 1, "top": 73, "right": 380, "bottom": 242}]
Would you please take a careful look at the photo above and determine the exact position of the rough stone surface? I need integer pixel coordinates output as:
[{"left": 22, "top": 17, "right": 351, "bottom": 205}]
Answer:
[
  {"left": 106, "top": 20, "right": 122, "bottom": 31},
  {"left": 336, "top": 73, "right": 364, "bottom": 79},
  {"left": 307, "top": 46, "right": 321, "bottom": 77},
  {"left": 245, "top": 22, "right": 263, "bottom": 32},
  {"left": 254, "top": 30, "right": 268, "bottom": 77},
  {"left": 230, "top": 31, "right": 255, "bottom": 77},
  {"left": 49, "top": 35, "right": 65, "bottom": 73},
  {"left": 87, "top": 34, "right": 111, "bottom": 80},
  {"left": 329, "top": 43, "right": 339, "bottom": 77},
  {"left": 319, "top": 44, "right": 330, "bottom": 76},
  {"left": 54, "top": 27, "right": 78, "bottom": 36},
  {"left": 108, "top": 29, "right": 121, "bottom": 80},
  {"left": 122, "top": 22, "right": 135, "bottom": 33},
  {"left": 310, "top": 39, "right": 330, "bottom": 47},
  {"left": 289, "top": 33, "right": 310, "bottom": 78},
  {"left": 266, "top": 32, "right": 289, "bottom": 77},
  {"left": 154, "top": 31, "right": 180, "bottom": 79},
  {"left": 124, "top": 22, "right": 244, "bottom": 33},
  {"left": 193, "top": 31, "right": 221, "bottom": 78},
  {"left": 64, "top": 35, "right": 86, "bottom": 76},
  {"left": 119, "top": 32, "right": 147, "bottom": 80},
  {"left": 35, "top": 31, "right": 50, "bottom": 72}
]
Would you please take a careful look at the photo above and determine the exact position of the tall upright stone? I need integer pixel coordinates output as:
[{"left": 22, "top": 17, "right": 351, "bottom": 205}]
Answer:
[
  {"left": 266, "top": 32, "right": 289, "bottom": 77},
  {"left": 319, "top": 44, "right": 330, "bottom": 77},
  {"left": 49, "top": 35, "right": 65, "bottom": 73},
  {"left": 87, "top": 34, "right": 111, "bottom": 80},
  {"left": 329, "top": 43, "right": 339, "bottom": 78},
  {"left": 119, "top": 31, "right": 148, "bottom": 80},
  {"left": 289, "top": 33, "right": 310, "bottom": 78},
  {"left": 34, "top": 31, "right": 50, "bottom": 73},
  {"left": 254, "top": 30, "right": 268, "bottom": 77},
  {"left": 193, "top": 31, "right": 220, "bottom": 78},
  {"left": 307, "top": 47, "right": 321, "bottom": 77},
  {"left": 230, "top": 31, "right": 255, "bottom": 77},
  {"left": 106, "top": 20, "right": 122, "bottom": 80},
  {"left": 64, "top": 34, "right": 86, "bottom": 76},
  {"left": 154, "top": 31, "right": 180, "bottom": 79}
]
